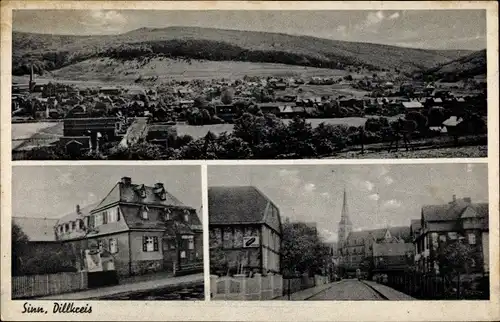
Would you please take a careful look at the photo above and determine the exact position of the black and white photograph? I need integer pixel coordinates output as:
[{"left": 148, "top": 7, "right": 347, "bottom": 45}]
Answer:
[
  {"left": 11, "top": 9, "right": 487, "bottom": 160},
  {"left": 207, "top": 163, "right": 489, "bottom": 300},
  {"left": 11, "top": 165, "right": 204, "bottom": 300}
]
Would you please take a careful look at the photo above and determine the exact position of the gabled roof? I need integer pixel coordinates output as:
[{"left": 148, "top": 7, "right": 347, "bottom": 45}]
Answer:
[
  {"left": 208, "top": 186, "right": 273, "bottom": 225},
  {"left": 410, "top": 219, "right": 421, "bottom": 231},
  {"left": 402, "top": 101, "right": 423, "bottom": 109},
  {"left": 373, "top": 242, "right": 413, "bottom": 257},
  {"left": 348, "top": 226, "right": 410, "bottom": 244},
  {"left": 57, "top": 202, "right": 99, "bottom": 225},
  {"left": 422, "top": 199, "right": 488, "bottom": 222},
  {"left": 13, "top": 217, "right": 57, "bottom": 242}
]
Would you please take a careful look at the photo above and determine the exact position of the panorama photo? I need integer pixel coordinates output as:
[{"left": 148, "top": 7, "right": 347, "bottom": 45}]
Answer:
[{"left": 11, "top": 10, "right": 487, "bottom": 160}]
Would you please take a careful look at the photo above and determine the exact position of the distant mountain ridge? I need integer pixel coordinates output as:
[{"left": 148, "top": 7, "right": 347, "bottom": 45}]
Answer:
[
  {"left": 423, "top": 49, "right": 486, "bottom": 81},
  {"left": 13, "top": 26, "right": 475, "bottom": 76}
]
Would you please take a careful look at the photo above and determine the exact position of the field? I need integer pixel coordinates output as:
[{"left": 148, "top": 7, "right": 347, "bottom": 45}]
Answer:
[
  {"left": 12, "top": 122, "right": 63, "bottom": 149},
  {"left": 333, "top": 146, "right": 487, "bottom": 159},
  {"left": 49, "top": 57, "right": 350, "bottom": 82}
]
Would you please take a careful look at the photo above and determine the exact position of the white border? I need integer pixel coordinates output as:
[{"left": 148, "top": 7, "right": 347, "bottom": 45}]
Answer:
[{"left": 1, "top": 1, "right": 499, "bottom": 322}]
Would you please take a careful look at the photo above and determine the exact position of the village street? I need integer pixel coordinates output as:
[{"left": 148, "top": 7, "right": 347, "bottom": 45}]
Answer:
[
  {"left": 307, "top": 280, "right": 384, "bottom": 300},
  {"left": 305, "top": 279, "right": 414, "bottom": 301}
]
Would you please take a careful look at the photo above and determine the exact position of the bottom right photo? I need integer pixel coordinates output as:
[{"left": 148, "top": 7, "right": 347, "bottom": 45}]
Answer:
[{"left": 207, "top": 163, "right": 489, "bottom": 301}]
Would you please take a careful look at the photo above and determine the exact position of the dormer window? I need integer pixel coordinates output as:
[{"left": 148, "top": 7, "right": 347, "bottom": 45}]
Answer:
[
  {"left": 71, "top": 221, "right": 76, "bottom": 230},
  {"left": 142, "top": 206, "right": 149, "bottom": 220},
  {"left": 160, "top": 190, "right": 166, "bottom": 200},
  {"left": 164, "top": 209, "right": 171, "bottom": 221},
  {"left": 134, "top": 184, "right": 146, "bottom": 198},
  {"left": 183, "top": 210, "right": 189, "bottom": 222}
]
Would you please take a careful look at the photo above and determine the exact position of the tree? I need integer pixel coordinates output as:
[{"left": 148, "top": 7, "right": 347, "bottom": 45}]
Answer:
[
  {"left": 193, "top": 95, "right": 209, "bottom": 109},
  {"left": 281, "top": 222, "right": 331, "bottom": 276},
  {"left": 220, "top": 87, "right": 234, "bottom": 105},
  {"left": 12, "top": 223, "right": 29, "bottom": 276},
  {"left": 438, "top": 239, "right": 475, "bottom": 299}
]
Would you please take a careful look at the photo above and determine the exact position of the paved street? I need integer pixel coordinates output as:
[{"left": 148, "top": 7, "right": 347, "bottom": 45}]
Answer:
[{"left": 308, "top": 279, "right": 385, "bottom": 300}]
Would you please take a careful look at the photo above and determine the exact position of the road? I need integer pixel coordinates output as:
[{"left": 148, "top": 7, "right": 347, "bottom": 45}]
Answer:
[{"left": 308, "top": 279, "right": 385, "bottom": 300}]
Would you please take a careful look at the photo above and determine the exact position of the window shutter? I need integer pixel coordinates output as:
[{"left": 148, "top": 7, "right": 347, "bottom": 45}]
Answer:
[
  {"left": 153, "top": 237, "right": 159, "bottom": 251},
  {"left": 142, "top": 236, "right": 147, "bottom": 252},
  {"left": 117, "top": 207, "right": 121, "bottom": 221}
]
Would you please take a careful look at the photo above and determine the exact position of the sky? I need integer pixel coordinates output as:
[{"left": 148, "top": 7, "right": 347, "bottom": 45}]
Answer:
[
  {"left": 12, "top": 165, "right": 202, "bottom": 219},
  {"left": 208, "top": 163, "right": 489, "bottom": 243},
  {"left": 12, "top": 10, "right": 486, "bottom": 50}
]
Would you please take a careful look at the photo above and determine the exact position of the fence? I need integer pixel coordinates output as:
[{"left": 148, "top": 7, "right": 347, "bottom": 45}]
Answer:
[
  {"left": 375, "top": 272, "right": 489, "bottom": 300},
  {"left": 12, "top": 271, "right": 88, "bottom": 299},
  {"left": 210, "top": 273, "right": 283, "bottom": 300},
  {"left": 282, "top": 274, "right": 329, "bottom": 298}
]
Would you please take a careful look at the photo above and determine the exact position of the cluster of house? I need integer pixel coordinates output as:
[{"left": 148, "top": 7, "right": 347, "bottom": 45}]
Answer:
[
  {"left": 336, "top": 192, "right": 489, "bottom": 278},
  {"left": 13, "top": 177, "right": 204, "bottom": 278}
]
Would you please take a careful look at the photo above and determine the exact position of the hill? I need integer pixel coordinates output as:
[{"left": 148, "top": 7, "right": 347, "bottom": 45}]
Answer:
[
  {"left": 422, "top": 49, "right": 486, "bottom": 82},
  {"left": 13, "top": 26, "right": 473, "bottom": 77}
]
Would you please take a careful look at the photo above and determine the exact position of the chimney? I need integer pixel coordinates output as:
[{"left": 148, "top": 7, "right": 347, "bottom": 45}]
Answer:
[
  {"left": 464, "top": 197, "right": 471, "bottom": 203},
  {"left": 452, "top": 194, "right": 456, "bottom": 202},
  {"left": 76, "top": 204, "right": 81, "bottom": 214},
  {"left": 121, "top": 177, "right": 132, "bottom": 185}
]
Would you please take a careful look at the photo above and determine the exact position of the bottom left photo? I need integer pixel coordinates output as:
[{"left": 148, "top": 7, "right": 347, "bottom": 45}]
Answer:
[{"left": 11, "top": 165, "right": 204, "bottom": 301}]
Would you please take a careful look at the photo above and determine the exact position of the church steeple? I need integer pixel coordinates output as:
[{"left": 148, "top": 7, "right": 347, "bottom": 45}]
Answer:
[{"left": 338, "top": 187, "right": 352, "bottom": 250}]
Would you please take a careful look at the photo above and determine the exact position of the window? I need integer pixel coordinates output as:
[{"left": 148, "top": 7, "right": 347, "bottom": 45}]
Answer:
[
  {"left": 165, "top": 210, "right": 171, "bottom": 221},
  {"left": 64, "top": 223, "right": 69, "bottom": 233},
  {"left": 448, "top": 232, "right": 458, "bottom": 240},
  {"left": 71, "top": 221, "right": 76, "bottom": 230},
  {"left": 95, "top": 213, "right": 103, "bottom": 226},
  {"left": 102, "top": 211, "right": 108, "bottom": 224},
  {"left": 468, "top": 233, "right": 476, "bottom": 245},
  {"left": 188, "top": 237, "right": 194, "bottom": 250},
  {"left": 98, "top": 240, "right": 103, "bottom": 252},
  {"left": 88, "top": 215, "right": 95, "bottom": 229},
  {"left": 109, "top": 238, "right": 118, "bottom": 254},
  {"left": 439, "top": 235, "right": 447, "bottom": 242},
  {"left": 59, "top": 225, "right": 63, "bottom": 233},
  {"left": 143, "top": 236, "right": 159, "bottom": 252},
  {"left": 180, "top": 251, "right": 186, "bottom": 258},
  {"left": 142, "top": 206, "right": 149, "bottom": 220},
  {"left": 78, "top": 219, "right": 84, "bottom": 230},
  {"left": 170, "top": 241, "right": 176, "bottom": 250},
  {"left": 184, "top": 212, "right": 189, "bottom": 222}
]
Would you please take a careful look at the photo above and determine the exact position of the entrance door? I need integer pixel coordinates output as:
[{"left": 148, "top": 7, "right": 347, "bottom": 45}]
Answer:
[{"left": 162, "top": 238, "right": 176, "bottom": 272}]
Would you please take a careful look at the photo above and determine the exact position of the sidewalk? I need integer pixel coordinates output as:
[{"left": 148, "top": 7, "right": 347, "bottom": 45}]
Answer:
[
  {"left": 362, "top": 281, "right": 415, "bottom": 300},
  {"left": 274, "top": 283, "right": 335, "bottom": 300},
  {"left": 37, "top": 273, "right": 204, "bottom": 300}
]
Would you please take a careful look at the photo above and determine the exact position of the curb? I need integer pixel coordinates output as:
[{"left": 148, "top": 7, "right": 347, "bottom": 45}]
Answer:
[{"left": 360, "top": 281, "right": 389, "bottom": 300}]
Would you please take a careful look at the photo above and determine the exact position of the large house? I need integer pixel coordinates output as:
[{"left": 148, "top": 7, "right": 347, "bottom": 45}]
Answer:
[
  {"left": 413, "top": 195, "right": 489, "bottom": 275},
  {"left": 341, "top": 226, "right": 411, "bottom": 274},
  {"left": 208, "top": 186, "right": 282, "bottom": 275},
  {"left": 32, "top": 176, "right": 203, "bottom": 277}
]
